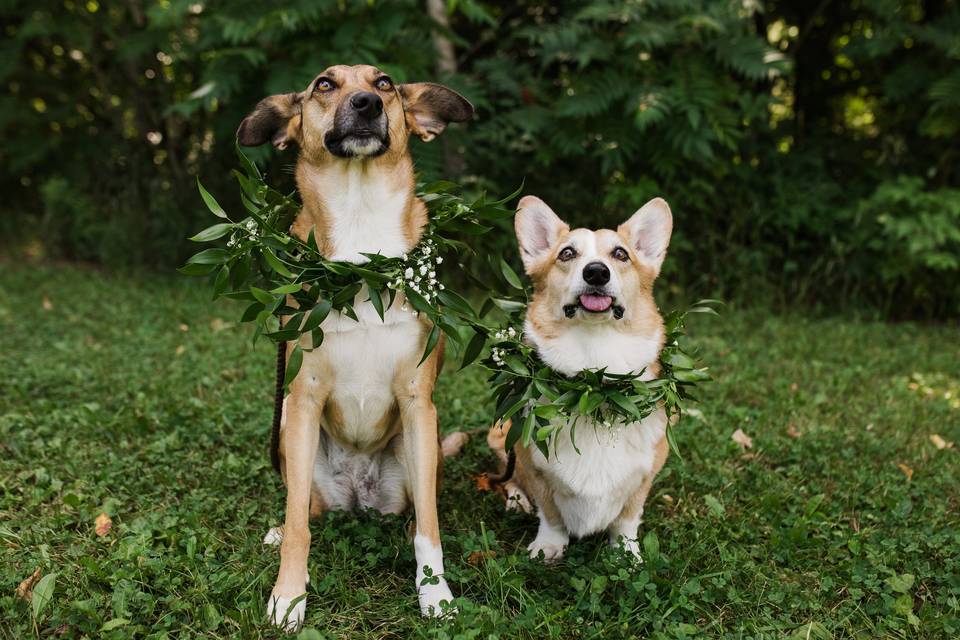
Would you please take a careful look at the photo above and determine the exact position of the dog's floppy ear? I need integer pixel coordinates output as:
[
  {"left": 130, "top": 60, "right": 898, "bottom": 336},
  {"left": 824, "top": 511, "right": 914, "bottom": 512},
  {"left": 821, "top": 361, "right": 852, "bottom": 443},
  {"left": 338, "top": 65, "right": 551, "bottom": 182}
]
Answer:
[
  {"left": 236, "top": 92, "right": 303, "bottom": 149},
  {"left": 399, "top": 83, "right": 474, "bottom": 142},
  {"left": 515, "top": 196, "right": 569, "bottom": 273},
  {"left": 618, "top": 197, "right": 673, "bottom": 276}
]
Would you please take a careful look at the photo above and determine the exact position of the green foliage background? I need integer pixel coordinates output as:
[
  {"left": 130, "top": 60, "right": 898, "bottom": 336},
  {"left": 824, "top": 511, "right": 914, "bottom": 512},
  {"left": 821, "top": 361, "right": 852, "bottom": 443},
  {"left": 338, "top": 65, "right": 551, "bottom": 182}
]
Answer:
[{"left": 2, "top": 0, "right": 959, "bottom": 317}]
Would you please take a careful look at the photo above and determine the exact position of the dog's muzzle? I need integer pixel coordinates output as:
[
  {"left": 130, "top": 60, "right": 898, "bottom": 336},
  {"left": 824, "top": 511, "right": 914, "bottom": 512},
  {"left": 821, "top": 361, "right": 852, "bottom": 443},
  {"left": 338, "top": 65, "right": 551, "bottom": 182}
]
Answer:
[{"left": 324, "top": 91, "right": 390, "bottom": 158}]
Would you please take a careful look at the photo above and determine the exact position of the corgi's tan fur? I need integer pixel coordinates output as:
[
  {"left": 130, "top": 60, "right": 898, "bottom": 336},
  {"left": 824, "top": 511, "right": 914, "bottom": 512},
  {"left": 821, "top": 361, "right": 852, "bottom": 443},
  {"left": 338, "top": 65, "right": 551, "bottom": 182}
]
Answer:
[
  {"left": 237, "top": 64, "right": 472, "bottom": 629},
  {"left": 488, "top": 195, "right": 673, "bottom": 562}
]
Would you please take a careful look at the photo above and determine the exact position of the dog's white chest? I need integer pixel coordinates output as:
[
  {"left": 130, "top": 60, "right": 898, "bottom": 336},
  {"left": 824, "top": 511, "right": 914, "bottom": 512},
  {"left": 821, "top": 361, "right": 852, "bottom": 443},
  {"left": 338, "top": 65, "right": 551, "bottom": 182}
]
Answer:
[
  {"left": 319, "top": 168, "right": 410, "bottom": 263},
  {"left": 530, "top": 409, "right": 667, "bottom": 537},
  {"left": 528, "top": 323, "right": 662, "bottom": 378},
  {"left": 318, "top": 291, "right": 422, "bottom": 449}
]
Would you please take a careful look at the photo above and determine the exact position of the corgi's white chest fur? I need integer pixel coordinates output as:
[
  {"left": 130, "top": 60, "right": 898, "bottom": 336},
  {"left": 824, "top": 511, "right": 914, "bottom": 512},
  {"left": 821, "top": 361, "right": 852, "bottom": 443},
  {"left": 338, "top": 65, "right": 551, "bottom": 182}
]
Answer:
[
  {"left": 530, "top": 411, "right": 667, "bottom": 537},
  {"left": 526, "top": 321, "right": 666, "bottom": 537},
  {"left": 315, "top": 163, "right": 411, "bottom": 263},
  {"left": 527, "top": 321, "right": 663, "bottom": 380}
]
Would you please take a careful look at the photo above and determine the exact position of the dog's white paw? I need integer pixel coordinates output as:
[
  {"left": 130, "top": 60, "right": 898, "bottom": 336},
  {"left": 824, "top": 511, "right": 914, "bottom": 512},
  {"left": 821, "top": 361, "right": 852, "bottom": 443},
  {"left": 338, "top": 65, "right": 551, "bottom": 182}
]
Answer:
[
  {"left": 611, "top": 536, "right": 643, "bottom": 562},
  {"left": 418, "top": 576, "right": 456, "bottom": 617},
  {"left": 262, "top": 526, "right": 284, "bottom": 546},
  {"left": 267, "top": 591, "right": 306, "bottom": 631},
  {"left": 527, "top": 538, "right": 566, "bottom": 562}
]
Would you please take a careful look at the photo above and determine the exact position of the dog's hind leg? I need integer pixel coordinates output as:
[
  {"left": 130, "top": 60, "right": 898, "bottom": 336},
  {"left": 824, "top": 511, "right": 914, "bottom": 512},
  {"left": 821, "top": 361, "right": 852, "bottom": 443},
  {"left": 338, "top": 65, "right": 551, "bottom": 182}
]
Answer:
[{"left": 266, "top": 355, "right": 330, "bottom": 631}]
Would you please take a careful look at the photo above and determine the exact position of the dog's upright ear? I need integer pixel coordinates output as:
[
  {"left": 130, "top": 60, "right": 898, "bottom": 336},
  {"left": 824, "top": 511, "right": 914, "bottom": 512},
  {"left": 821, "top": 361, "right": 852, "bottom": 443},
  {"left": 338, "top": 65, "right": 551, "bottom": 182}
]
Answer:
[
  {"left": 237, "top": 93, "right": 303, "bottom": 149},
  {"left": 398, "top": 83, "right": 474, "bottom": 142},
  {"left": 515, "top": 196, "right": 569, "bottom": 273},
  {"left": 618, "top": 197, "right": 673, "bottom": 276}
]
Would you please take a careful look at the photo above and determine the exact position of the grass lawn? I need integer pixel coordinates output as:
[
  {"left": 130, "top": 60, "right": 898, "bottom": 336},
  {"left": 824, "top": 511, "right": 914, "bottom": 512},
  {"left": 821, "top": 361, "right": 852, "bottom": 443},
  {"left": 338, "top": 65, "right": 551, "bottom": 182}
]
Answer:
[{"left": 1, "top": 264, "right": 958, "bottom": 639}]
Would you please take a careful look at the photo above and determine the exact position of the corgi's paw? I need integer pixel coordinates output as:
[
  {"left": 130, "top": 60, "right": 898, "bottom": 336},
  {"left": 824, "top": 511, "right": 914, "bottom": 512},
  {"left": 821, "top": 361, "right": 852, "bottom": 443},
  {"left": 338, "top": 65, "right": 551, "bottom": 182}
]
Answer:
[
  {"left": 418, "top": 576, "right": 456, "bottom": 617},
  {"left": 527, "top": 537, "right": 567, "bottom": 563},
  {"left": 505, "top": 482, "right": 533, "bottom": 513},
  {"left": 610, "top": 535, "right": 643, "bottom": 563},
  {"left": 267, "top": 591, "right": 306, "bottom": 631},
  {"left": 262, "top": 526, "right": 284, "bottom": 546}
]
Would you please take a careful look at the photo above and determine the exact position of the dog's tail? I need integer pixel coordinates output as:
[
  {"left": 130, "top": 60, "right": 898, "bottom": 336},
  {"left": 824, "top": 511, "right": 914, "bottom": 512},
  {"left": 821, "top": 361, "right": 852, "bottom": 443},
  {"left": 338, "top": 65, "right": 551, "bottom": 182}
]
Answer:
[
  {"left": 485, "top": 420, "right": 517, "bottom": 485},
  {"left": 270, "top": 341, "right": 286, "bottom": 474}
]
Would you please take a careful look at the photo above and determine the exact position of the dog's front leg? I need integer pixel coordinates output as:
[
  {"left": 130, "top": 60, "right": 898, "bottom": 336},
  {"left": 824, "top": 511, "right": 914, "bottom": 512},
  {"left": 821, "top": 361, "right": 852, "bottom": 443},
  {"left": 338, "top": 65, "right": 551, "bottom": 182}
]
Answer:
[
  {"left": 267, "top": 372, "right": 326, "bottom": 631},
  {"left": 397, "top": 368, "right": 454, "bottom": 616}
]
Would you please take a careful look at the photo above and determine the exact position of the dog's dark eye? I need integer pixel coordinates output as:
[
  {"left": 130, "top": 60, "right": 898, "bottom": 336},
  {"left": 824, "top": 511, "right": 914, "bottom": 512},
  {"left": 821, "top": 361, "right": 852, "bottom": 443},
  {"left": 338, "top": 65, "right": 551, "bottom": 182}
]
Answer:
[
  {"left": 315, "top": 78, "right": 335, "bottom": 93},
  {"left": 558, "top": 247, "right": 577, "bottom": 262},
  {"left": 612, "top": 247, "right": 630, "bottom": 262},
  {"left": 375, "top": 77, "right": 393, "bottom": 91}
]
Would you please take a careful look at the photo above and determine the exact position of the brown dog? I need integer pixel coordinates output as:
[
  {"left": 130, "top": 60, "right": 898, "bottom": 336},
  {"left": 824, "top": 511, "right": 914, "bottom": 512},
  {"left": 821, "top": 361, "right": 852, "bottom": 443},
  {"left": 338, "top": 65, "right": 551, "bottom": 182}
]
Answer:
[{"left": 237, "top": 64, "right": 472, "bottom": 629}]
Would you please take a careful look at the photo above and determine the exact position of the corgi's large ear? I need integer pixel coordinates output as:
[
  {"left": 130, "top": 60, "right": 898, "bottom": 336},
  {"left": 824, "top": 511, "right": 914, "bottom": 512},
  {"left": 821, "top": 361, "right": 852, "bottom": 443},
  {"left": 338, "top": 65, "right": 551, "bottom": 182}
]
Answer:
[
  {"left": 515, "top": 196, "right": 569, "bottom": 273},
  {"left": 236, "top": 92, "right": 303, "bottom": 149},
  {"left": 398, "top": 83, "right": 474, "bottom": 142},
  {"left": 618, "top": 197, "right": 673, "bottom": 276}
]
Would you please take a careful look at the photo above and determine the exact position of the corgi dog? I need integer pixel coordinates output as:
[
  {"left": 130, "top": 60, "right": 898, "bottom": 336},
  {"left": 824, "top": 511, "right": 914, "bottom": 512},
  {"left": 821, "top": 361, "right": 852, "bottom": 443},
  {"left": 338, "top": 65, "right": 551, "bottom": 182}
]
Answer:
[{"left": 487, "top": 195, "right": 673, "bottom": 562}]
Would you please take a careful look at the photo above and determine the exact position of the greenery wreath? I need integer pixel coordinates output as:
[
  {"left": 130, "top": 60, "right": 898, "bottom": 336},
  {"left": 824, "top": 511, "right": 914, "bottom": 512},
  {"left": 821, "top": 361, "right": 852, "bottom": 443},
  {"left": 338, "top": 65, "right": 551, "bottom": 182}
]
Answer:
[
  {"left": 181, "top": 147, "right": 516, "bottom": 388},
  {"left": 183, "top": 150, "right": 714, "bottom": 459},
  {"left": 481, "top": 299, "right": 718, "bottom": 459}
]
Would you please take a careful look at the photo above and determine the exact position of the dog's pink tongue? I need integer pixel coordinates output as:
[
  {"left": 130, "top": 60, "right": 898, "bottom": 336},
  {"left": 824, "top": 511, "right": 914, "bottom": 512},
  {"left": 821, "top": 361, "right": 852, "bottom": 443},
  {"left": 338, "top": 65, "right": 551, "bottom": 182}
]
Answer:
[{"left": 579, "top": 294, "right": 613, "bottom": 312}]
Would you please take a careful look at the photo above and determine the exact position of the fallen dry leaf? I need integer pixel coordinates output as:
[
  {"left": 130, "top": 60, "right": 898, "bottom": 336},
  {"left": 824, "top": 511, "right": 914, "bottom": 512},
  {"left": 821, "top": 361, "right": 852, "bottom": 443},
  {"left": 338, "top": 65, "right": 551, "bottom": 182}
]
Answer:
[
  {"left": 731, "top": 428, "right": 753, "bottom": 449},
  {"left": 209, "top": 318, "right": 231, "bottom": 332},
  {"left": 786, "top": 424, "right": 802, "bottom": 439},
  {"left": 15, "top": 568, "right": 41, "bottom": 601},
  {"left": 897, "top": 463, "right": 914, "bottom": 481},
  {"left": 930, "top": 434, "right": 954, "bottom": 450},
  {"left": 175, "top": 345, "right": 186, "bottom": 356},
  {"left": 42, "top": 296, "right": 53, "bottom": 311},
  {"left": 474, "top": 474, "right": 491, "bottom": 492},
  {"left": 660, "top": 494, "right": 674, "bottom": 504},
  {"left": 179, "top": 323, "right": 189, "bottom": 332},
  {"left": 789, "top": 383, "right": 798, "bottom": 392},
  {"left": 467, "top": 550, "right": 497, "bottom": 565},
  {"left": 95, "top": 513, "right": 113, "bottom": 537}
]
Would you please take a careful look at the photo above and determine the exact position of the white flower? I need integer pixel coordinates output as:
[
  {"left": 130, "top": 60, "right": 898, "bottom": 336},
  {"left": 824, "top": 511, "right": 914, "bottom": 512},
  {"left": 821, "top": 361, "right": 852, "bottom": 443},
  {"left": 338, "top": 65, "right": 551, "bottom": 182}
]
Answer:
[
  {"left": 428, "top": 271, "right": 436, "bottom": 279},
  {"left": 419, "top": 265, "right": 428, "bottom": 275},
  {"left": 436, "top": 257, "right": 443, "bottom": 264},
  {"left": 404, "top": 267, "right": 414, "bottom": 279},
  {"left": 507, "top": 327, "right": 517, "bottom": 337},
  {"left": 439, "top": 284, "right": 445, "bottom": 290},
  {"left": 423, "top": 246, "right": 431, "bottom": 255}
]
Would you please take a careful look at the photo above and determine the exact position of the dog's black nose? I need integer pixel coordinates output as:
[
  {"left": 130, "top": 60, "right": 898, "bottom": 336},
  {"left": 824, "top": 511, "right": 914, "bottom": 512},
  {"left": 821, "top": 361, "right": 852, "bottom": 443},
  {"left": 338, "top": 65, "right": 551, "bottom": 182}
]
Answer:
[
  {"left": 350, "top": 92, "right": 383, "bottom": 118},
  {"left": 582, "top": 261, "right": 610, "bottom": 286}
]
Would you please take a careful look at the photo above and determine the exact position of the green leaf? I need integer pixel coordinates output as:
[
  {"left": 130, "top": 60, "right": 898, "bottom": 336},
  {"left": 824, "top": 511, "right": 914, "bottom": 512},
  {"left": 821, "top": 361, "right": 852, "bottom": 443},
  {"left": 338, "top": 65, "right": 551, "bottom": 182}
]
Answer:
[
  {"left": 404, "top": 287, "right": 433, "bottom": 315},
  {"left": 197, "top": 177, "right": 228, "bottom": 219},
  {"left": 270, "top": 282, "right": 303, "bottom": 295},
  {"left": 101, "top": 619, "right": 130, "bottom": 632},
  {"left": 262, "top": 250, "right": 294, "bottom": 278},
  {"left": 284, "top": 345, "right": 303, "bottom": 389},
  {"left": 499, "top": 258, "right": 524, "bottom": 290},
  {"left": 178, "top": 262, "right": 217, "bottom": 276},
  {"left": 437, "top": 289, "right": 475, "bottom": 317},
  {"left": 504, "top": 418, "right": 522, "bottom": 451},
  {"left": 189, "top": 223, "right": 234, "bottom": 242},
  {"left": 250, "top": 287, "right": 276, "bottom": 305},
  {"left": 301, "top": 300, "right": 332, "bottom": 332},
  {"left": 367, "top": 284, "right": 385, "bottom": 321},
  {"left": 886, "top": 573, "right": 915, "bottom": 594},
  {"left": 704, "top": 494, "right": 726, "bottom": 518},
  {"left": 31, "top": 572, "right": 57, "bottom": 619},
  {"left": 521, "top": 410, "right": 536, "bottom": 446},
  {"left": 503, "top": 354, "right": 530, "bottom": 376},
  {"left": 213, "top": 265, "right": 230, "bottom": 298},
  {"left": 187, "top": 248, "right": 229, "bottom": 265},
  {"left": 459, "top": 329, "right": 486, "bottom": 369},
  {"left": 418, "top": 323, "right": 441, "bottom": 366},
  {"left": 608, "top": 391, "right": 644, "bottom": 421}
]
